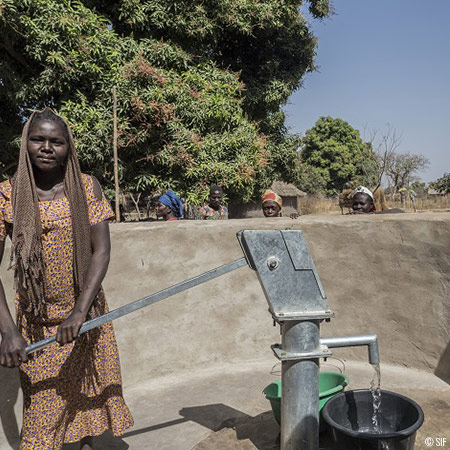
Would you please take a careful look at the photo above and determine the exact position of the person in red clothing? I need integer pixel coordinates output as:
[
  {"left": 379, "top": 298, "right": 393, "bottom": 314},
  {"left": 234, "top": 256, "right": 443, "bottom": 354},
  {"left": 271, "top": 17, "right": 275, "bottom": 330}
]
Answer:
[{"left": 261, "top": 189, "right": 283, "bottom": 217}]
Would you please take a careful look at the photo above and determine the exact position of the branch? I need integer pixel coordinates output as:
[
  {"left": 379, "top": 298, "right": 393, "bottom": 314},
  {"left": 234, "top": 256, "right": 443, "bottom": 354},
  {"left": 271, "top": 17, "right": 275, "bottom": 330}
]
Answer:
[{"left": 129, "top": 192, "right": 142, "bottom": 221}]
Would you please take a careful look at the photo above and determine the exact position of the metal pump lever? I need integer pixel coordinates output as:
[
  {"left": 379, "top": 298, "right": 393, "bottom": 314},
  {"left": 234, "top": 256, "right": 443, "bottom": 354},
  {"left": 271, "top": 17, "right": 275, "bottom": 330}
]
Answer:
[{"left": 25, "top": 257, "right": 248, "bottom": 355}]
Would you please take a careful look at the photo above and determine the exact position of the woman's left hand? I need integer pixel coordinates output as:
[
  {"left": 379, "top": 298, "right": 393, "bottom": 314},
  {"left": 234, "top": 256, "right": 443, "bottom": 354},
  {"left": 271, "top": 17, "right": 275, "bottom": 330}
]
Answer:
[{"left": 56, "top": 310, "right": 87, "bottom": 344}]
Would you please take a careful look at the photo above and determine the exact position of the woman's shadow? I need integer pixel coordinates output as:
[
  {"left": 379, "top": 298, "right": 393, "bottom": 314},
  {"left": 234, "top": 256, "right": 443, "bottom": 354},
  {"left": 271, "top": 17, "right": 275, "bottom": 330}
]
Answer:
[{"left": 0, "top": 366, "right": 21, "bottom": 450}]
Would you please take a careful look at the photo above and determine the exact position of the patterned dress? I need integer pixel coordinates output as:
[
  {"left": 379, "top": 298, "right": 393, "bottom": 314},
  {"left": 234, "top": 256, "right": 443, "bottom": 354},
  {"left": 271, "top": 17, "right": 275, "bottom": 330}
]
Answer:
[
  {"left": 200, "top": 205, "right": 228, "bottom": 220},
  {"left": 0, "top": 175, "right": 133, "bottom": 450}
]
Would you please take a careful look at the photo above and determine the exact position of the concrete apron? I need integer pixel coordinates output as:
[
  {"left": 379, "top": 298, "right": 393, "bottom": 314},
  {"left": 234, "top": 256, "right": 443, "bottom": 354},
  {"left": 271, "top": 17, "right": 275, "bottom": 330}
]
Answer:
[
  {"left": 1, "top": 359, "right": 446, "bottom": 450},
  {"left": 0, "top": 213, "right": 449, "bottom": 448}
]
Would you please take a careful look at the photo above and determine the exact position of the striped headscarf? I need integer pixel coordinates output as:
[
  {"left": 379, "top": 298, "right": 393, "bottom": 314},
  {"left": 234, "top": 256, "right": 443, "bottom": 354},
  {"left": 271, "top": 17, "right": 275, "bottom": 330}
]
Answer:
[{"left": 262, "top": 189, "right": 282, "bottom": 208}]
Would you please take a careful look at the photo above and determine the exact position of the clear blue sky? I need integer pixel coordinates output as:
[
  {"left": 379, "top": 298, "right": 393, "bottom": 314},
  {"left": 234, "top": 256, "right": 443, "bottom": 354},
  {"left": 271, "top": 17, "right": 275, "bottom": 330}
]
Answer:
[{"left": 284, "top": 0, "right": 450, "bottom": 183}]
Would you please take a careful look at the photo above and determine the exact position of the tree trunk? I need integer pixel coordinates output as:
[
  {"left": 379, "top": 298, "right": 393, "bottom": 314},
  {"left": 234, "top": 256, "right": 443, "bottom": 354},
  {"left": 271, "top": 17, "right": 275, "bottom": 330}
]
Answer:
[
  {"left": 129, "top": 192, "right": 142, "bottom": 221},
  {"left": 112, "top": 86, "right": 120, "bottom": 222}
]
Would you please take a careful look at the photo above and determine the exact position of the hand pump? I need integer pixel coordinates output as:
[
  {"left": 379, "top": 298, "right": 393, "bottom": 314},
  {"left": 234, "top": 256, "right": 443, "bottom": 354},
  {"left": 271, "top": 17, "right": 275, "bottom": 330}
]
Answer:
[{"left": 26, "top": 230, "right": 378, "bottom": 450}]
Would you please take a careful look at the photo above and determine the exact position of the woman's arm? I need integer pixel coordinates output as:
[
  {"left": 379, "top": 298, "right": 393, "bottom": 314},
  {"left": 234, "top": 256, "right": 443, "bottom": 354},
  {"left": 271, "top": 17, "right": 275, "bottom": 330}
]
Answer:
[
  {"left": 56, "top": 178, "right": 111, "bottom": 345},
  {"left": 56, "top": 220, "right": 111, "bottom": 344},
  {"left": 0, "top": 240, "right": 28, "bottom": 367}
]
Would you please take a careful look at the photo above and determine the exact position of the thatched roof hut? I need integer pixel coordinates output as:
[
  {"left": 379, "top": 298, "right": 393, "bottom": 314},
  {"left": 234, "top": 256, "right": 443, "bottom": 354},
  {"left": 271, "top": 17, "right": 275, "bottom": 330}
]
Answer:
[
  {"left": 271, "top": 181, "right": 306, "bottom": 198},
  {"left": 228, "top": 181, "right": 306, "bottom": 218}
]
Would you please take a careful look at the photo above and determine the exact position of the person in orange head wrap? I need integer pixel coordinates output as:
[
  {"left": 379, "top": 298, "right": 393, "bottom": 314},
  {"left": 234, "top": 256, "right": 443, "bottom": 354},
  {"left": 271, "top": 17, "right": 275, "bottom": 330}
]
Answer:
[{"left": 261, "top": 190, "right": 283, "bottom": 217}]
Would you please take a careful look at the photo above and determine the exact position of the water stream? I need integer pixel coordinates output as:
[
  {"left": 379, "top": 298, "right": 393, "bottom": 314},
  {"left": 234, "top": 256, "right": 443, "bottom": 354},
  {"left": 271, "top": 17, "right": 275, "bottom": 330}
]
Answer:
[
  {"left": 369, "top": 363, "right": 390, "bottom": 450},
  {"left": 370, "top": 363, "right": 382, "bottom": 432}
]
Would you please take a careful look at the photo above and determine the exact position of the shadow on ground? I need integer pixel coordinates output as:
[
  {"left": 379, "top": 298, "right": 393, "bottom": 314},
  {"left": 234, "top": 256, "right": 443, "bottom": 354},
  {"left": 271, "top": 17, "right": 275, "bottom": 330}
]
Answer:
[
  {"left": 62, "top": 431, "right": 129, "bottom": 450},
  {"left": 117, "top": 402, "right": 338, "bottom": 450},
  {"left": 0, "top": 367, "right": 20, "bottom": 450},
  {"left": 180, "top": 404, "right": 279, "bottom": 449},
  {"left": 435, "top": 340, "right": 450, "bottom": 384},
  {"left": 180, "top": 404, "right": 336, "bottom": 450}
]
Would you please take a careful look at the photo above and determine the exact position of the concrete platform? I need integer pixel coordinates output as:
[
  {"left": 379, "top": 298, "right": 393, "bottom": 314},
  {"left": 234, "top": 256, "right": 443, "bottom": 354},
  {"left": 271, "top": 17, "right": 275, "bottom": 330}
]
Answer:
[
  {"left": 57, "top": 359, "right": 449, "bottom": 450},
  {"left": 1, "top": 215, "right": 450, "bottom": 449}
]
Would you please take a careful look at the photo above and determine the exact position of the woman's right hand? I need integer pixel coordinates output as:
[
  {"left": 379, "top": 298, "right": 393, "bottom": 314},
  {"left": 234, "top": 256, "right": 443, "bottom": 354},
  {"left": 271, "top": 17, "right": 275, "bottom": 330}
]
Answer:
[{"left": 0, "top": 329, "right": 28, "bottom": 368}]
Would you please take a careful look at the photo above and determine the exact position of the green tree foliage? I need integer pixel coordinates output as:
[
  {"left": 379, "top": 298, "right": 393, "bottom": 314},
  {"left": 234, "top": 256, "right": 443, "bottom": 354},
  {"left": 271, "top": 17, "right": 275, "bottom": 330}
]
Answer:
[
  {"left": 409, "top": 181, "right": 427, "bottom": 196},
  {"left": 429, "top": 174, "right": 450, "bottom": 194},
  {"left": 300, "top": 116, "right": 378, "bottom": 195},
  {"left": 0, "top": 0, "right": 329, "bottom": 203}
]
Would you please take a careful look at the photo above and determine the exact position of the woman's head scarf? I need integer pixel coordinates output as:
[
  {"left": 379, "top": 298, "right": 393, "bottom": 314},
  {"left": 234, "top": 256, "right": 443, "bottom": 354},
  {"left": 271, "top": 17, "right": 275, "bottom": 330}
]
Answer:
[
  {"left": 11, "top": 107, "right": 95, "bottom": 318},
  {"left": 262, "top": 189, "right": 282, "bottom": 208},
  {"left": 353, "top": 186, "right": 374, "bottom": 200},
  {"left": 159, "top": 190, "right": 183, "bottom": 218}
]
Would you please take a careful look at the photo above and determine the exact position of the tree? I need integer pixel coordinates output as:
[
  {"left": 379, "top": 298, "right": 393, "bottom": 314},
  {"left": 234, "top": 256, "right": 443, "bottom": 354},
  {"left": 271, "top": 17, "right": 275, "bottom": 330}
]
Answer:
[
  {"left": 410, "top": 181, "right": 427, "bottom": 197},
  {"left": 364, "top": 124, "right": 402, "bottom": 191},
  {"left": 430, "top": 174, "right": 450, "bottom": 194},
  {"left": 299, "top": 116, "right": 378, "bottom": 195},
  {"left": 0, "top": 0, "right": 330, "bottom": 205},
  {"left": 385, "top": 152, "right": 429, "bottom": 207}
]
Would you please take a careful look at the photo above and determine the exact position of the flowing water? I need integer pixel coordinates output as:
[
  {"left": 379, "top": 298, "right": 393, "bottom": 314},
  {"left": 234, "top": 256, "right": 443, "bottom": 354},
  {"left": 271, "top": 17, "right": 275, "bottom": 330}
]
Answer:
[
  {"left": 370, "top": 363, "right": 390, "bottom": 449},
  {"left": 370, "top": 363, "right": 382, "bottom": 431}
]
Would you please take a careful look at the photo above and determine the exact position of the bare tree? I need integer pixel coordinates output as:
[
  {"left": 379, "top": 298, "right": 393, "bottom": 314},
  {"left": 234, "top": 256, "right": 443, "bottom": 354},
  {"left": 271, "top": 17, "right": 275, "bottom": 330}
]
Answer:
[
  {"left": 364, "top": 124, "right": 402, "bottom": 192},
  {"left": 385, "top": 152, "right": 429, "bottom": 207}
]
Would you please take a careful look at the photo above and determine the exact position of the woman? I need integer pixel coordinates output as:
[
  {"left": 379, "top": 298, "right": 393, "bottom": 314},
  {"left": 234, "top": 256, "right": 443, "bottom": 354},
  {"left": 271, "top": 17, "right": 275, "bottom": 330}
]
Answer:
[
  {"left": 261, "top": 189, "right": 282, "bottom": 217},
  {"left": 0, "top": 108, "right": 133, "bottom": 449},
  {"left": 351, "top": 186, "right": 376, "bottom": 214},
  {"left": 156, "top": 190, "right": 183, "bottom": 221}
]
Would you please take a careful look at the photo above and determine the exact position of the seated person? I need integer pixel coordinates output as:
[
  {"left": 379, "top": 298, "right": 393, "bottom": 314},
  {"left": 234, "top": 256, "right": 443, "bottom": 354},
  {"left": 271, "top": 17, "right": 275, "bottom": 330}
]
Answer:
[
  {"left": 156, "top": 190, "right": 183, "bottom": 221},
  {"left": 200, "top": 185, "right": 228, "bottom": 220},
  {"left": 262, "top": 190, "right": 282, "bottom": 217}
]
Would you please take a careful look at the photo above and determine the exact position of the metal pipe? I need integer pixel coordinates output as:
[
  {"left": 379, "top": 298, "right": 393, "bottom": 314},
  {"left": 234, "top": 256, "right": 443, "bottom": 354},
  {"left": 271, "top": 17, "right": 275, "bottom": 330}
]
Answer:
[
  {"left": 281, "top": 320, "right": 320, "bottom": 450},
  {"left": 320, "top": 334, "right": 379, "bottom": 365},
  {"left": 25, "top": 257, "right": 248, "bottom": 354}
]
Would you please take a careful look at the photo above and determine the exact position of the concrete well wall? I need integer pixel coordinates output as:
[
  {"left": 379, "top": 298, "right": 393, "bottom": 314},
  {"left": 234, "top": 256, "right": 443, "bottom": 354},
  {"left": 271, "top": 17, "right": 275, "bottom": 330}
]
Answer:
[{"left": 1, "top": 213, "right": 450, "bottom": 389}]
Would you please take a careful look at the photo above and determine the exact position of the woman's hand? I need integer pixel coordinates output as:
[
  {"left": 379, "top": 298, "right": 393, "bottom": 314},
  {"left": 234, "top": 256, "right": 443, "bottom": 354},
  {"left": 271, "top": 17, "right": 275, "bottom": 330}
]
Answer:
[
  {"left": 0, "top": 328, "right": 28, "bottom": 367},
  {"left": 56, "top": 310, "right": 87, "bottom": 345}
]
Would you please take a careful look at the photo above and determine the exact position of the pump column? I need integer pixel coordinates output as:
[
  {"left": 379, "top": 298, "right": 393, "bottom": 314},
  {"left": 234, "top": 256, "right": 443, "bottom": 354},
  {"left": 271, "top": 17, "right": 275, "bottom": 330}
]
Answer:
[
  {"left": 281, "top": 320, "right": 320, "bottom": 449},
  {"left": 237, "top": 229, "right": 334, "bottom": 450}
]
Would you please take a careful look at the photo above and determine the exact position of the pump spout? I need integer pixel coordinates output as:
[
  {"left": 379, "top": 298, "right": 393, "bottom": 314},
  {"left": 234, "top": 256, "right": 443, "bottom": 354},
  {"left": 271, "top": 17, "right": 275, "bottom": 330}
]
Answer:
[{"left": 320, "top": 334, "right": 379, "bottom": 365}]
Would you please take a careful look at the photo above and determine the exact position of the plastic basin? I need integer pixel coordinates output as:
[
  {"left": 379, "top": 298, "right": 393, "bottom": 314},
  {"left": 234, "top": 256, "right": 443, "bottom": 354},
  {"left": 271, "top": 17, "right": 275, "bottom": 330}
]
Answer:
[
  {"left": 322, "top": 389, "right": 424, "bottom": 450},
  {"left": 263, "top": 371, "right": 349, "bottom": 426}
]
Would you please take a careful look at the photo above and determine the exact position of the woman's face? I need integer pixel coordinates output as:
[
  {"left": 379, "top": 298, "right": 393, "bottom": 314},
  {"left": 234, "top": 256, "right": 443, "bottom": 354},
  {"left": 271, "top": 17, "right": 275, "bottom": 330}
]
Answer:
[
  {"left": 352, "top": 193, "right": 374, "bottom": 213},
  {"left": 27, "top": 120, "right": 69, "bottom": 172},
  {"left": 262, "top": 200, "right": 281, "bottom": 217},
  {"left": 156, "top": 202, "right": 171, "bottom": 218}
]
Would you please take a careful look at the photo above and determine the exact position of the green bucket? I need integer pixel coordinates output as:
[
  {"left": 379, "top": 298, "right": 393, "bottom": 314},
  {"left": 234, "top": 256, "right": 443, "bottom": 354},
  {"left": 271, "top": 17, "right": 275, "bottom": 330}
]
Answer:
[{"left": 263, "top": 371, "right": 349, "bottom": 427}]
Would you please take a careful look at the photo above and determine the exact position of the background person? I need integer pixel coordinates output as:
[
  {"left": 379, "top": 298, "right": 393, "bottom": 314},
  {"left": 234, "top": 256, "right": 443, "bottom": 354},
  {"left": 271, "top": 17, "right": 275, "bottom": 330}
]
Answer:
[
  {"left": 352, "top": 186, "right": 405, "bottom": 214},
  {"left": 261, "top": 190, "right": 282, "bottom": 217},
  {"left": 351, "top": 186, "right": 376, "bottom": 214},
  {"left": 156, "top": 189, "right": 183, "bottom": 221},
  {"left": 200, "top": 185, "right": 228, "bottom": 220},
  {"left": 0, "top": 108, "right": 133, "bottom": 450},
  {"left": 409, "top": 189, "right": 417, "bottom": 212}
]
